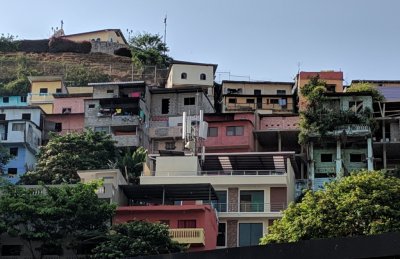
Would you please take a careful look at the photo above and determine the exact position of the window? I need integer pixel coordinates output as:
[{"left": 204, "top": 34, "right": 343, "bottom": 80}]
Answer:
[
  {"left": 55, "top": 123, "right": 62, "bottom": 132},
  {"left": 3, "top": 97, "right": 9, "bottom": 103},
  {"left": 39, "top": 88, "right": 48, "bottom": 95},
  {"left": 217, "top": 223, "right": 226, "bottom": 247},
  {"left": 12, "top": 123, "right": 24, "bottom": 131},
  {"left": 62, "top": 108, "right": 72, "bottom": 114},
  {"left": 321, "top": 154, "right": 333, "bottom": 162},
  {"left": 254, "top": 89, "right": 261, "bottom": 95},
  {"left": 161, "top": 99, "right": 169, "bottom": 114},
  {"left": 228, "top": 98, "right": 237, "bottom": 104},
  {"left": 239, "top": 223, "right": 263, "bottom": 247},
  {"left": 10, "top": 147, "right": 18, "bottom": 156},
  {"left": 94, "top": 126, "right": 110, "bottom": 133},
  {"left": 177, "top": 220, "right": 196, "bottom": 228},
  {"left": 200, "top": 73, "right": 206, "bottom": 80},
  {"left": 214, "top": 190, "right": 227, "bottom": 212},
  {"left": 56, "top": 88, "right": 62, "bottom": 93},
  {"left": 184, "top": 97, "right": 195, "bottom": 105},
  {"left": 165, "top": 142, "right": 176, "bottom": 150},
  {"left": 326, "top": 84, "right": 336, "bottom": 93},
  {"left": 240, "top": 190, "right": 264, "bottom": 212},
  {"left": 88, "top": 104, "right": 95, "bottom": 109},
  {"left": 181, "top": 72, "right": 187, "bottom": 79},
  {"left": 277, "top": 90, "right": 286, "bottom": 95},
  {"left": 22, "top": 113, "right": 31, "bottom": 120},
  {"left": 226, "top": 126, "right": 244, "bottom": 136},
  {"left": 1, "top": 245, "right": 22, "bottom": 256},
  {"left": 349, "top": 101, "right": 363, "bottom": 113},
  {"left": 246, "top": 99, "right": 255, "bottom": 104},
  {"left": 20, "top": 96, "right": 27, "bottom": 102},
  {"left": 0, "top": 114, "right": 5, "bottom": 120},
  {"left": 270, "top": 99, "right": 279, "bottom": 104},
  {"left": 207, "top": 127, "right": 218, "bottom": 137},
  {"left": 107, "top": 89, "right": 114, "bottom": 94},
  {"left": 7, "top": 168, "right": 17, "bottom": 176},
  {"left": 350, "top": 154, "right": 364, "bottom": 162}
]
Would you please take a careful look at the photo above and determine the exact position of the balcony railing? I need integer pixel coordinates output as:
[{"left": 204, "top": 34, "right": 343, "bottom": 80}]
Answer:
[
  {"left": 147, "top": 170, "right": 287, "bottom": 176},
  {"left": 211, "top": 202, "right": 287, "bottom": 213},
  {"left": 169, "top": 228, "right": 205, "bottom": 245}
]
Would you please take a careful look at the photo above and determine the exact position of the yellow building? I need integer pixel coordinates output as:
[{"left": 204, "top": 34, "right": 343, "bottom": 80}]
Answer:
[
  {"left": 221, "top": 80, "right": 295, "bottom": 114},
  {"left": 62, "top": 29, "right": 128, "bottom": 45},
  {"left": 28, "top": 76, "right": 66, "bottom": 114}
]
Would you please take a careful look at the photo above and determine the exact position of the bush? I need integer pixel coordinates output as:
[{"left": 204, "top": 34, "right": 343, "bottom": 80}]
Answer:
[
  {"left": 17, "top": 39, "right": 49, "bottom": 53},
  {"left": 114, "top": 47, "right": 132, "bottom": 58},
  {"left": 49, "top": 37, "right": 91, "bottom": 53},
  {"left": 0, "top": 34, "right": 19, "bottom": 52}
]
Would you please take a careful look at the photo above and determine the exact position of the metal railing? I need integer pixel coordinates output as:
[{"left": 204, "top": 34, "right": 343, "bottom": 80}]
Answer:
[
  {"left": 211, "top": 202, "right": 287, "bottom": 213},
  {"left": 146, "top": 170, "right": 287, "bottom": 176}
]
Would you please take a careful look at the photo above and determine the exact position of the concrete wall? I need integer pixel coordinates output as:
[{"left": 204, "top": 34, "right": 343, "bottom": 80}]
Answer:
[
  {"left": 92, "top": 85, "right": 119, "bottom": 99},
  {"left": 1, "top": 108, "right": 42, "bottom": 126},
  {"left": 167, "top": 64, "right": 214, "bottom": 88},
  {"left": 53, "top": 96, "right": 88, "bottom": 114},
  {"left": 340, "top": 95, "right": 373, "bottom": 111},
  {"left": 91, "top": 41, "right": 127, "bottom": 55},
  {"left": 205, "top": 120, "right": 254, "bottom": 152},
  {"left": 0, "top": 96, "right": 27, "bottom": 106},
  {"left": 222, "top": 82, "right": 293, "bottom": 95},
  {"left": 155, "top": 156, "right": 199, "bottom": 175},
  {"left": 150, "top": 92, "right": 214, "bottom": 117}
]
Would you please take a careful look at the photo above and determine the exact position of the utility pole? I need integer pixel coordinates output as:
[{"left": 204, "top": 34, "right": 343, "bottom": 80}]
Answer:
[{"left": 163, "top": 14, "right": 167, "bottom": 55}]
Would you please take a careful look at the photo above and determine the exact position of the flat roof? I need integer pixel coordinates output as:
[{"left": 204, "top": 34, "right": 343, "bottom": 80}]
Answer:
[
  {"left": 171, "top": 60, "right": 218, "bottom": 73},
  {"left": 120, "top": 183, "right": 218, "bottom": 201},
  {"left": 352, "top": 80, "right": 400, "bottom": 84},
  {"left": 149, "top": 86, "right": 207, "bottom": 94},
  {"left": 28, "top": 76, "right": 63, "bottom": 83},
  {"left": 222, "top": 80, "right": 294, "bottom": 85},
  {"left": 88, "top": 81, "right": 145, "bottom": 86}
]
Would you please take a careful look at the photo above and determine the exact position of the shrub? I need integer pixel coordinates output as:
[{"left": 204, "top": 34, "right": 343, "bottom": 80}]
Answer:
[
  {"left": 114, "top": 47, "right": 132, "bottom": 58},
  {"left": 17, "top": 39, "right": 49, "bottom": 53},
  {"left": 49, "top": 37, "right": 91, "bottom": 53}
]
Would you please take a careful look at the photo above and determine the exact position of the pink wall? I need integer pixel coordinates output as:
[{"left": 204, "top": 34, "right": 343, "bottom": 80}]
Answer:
[
  {"left": 204, "top": 120, "right": 254, "bottom": 152},
  {"left": 53, "top": 96, "right": 88, "bottom": 114},
  {"left": 114, "top": 205, "right": 218, "bottom": 251},
  {"left": 259, "top": 116, "right": 300, "bottom": 131},
  {"left": 46, "top": 114, "right": 85, "bottom": 133}
]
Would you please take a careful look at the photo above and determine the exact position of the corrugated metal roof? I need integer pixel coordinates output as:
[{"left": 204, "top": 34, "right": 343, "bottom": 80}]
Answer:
[{"left": 378, "top": 87, "right": 400, "bottom": 101}]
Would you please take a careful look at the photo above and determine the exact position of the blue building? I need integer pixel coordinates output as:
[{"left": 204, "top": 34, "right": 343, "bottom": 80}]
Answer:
[
  {"left": 0, "top": 105, "right": 44, "bottom": 183},
  {"left": 0, "top": 95, "right": 28, "bottom": 107}
]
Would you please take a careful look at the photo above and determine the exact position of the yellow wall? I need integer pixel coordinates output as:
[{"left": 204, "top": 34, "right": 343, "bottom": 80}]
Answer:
[
  {"left": 167, "top": 64, "right": 214, "bottom": 88},
  {"left": 64, "top": 31, "right": 126, "bottom": 44},
  {"left": 30, "top": 81, "right": 63, "bottom": 103},
  {"left": 33, "top": 103, "right": 53, "bottom": 114},
  {"left": 67, "top": 86, "right": 93, "bottom": 94}
]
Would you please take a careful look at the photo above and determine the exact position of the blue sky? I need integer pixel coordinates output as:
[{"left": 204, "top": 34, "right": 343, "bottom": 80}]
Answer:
[{"left": 1, "top": 0, "right": 400, "bottom": 83}]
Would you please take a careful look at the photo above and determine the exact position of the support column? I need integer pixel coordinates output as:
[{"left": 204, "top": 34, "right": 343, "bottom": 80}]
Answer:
[
  {"left": 367, "top": 138, "right": 374, "bottom": 171},
  {"left": 382, "top": 121, "right": 387, "bottom": 169},
  {"left": 278, "top": 131, "right": 282, "bottom": 152},
  {"left": 336, "top": 140, "right": 342, "bottom": 176},
  {"left": 309, "top": 142, "right": 315, "bottom": 188}
]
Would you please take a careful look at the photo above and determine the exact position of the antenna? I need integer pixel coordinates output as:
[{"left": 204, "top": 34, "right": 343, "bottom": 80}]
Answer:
[{"left": 163, "top": 14, "right": 167, "bottom": 55}]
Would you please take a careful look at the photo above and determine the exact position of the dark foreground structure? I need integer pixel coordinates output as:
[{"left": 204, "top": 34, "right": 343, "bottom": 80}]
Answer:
[{"left": 138, "top": 232, "right": 400, "bottom": 259}]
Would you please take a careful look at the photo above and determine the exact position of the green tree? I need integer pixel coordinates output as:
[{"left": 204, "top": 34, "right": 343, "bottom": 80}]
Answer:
[
  {"left": 20, "top": 129, "right": 118, "bottom": 184},
  {"left": 92, "top": 221, "right": 184, "bottom": 259},
  {"left": 0, "top": 33, "right": 18, "bottom": 52},
  {"left": 260, "top": 171, "right": 400, "bottom": 244},
  {"left": 118, "top": 146, "right": 147, "bottom": 184},
  {"left": 129, "top": 32, "right": 172, "bottom": 68},
  {"left": 0, "top": 182, "right": 115, "bottom": 259},
  {"left": 0, "top": 144, "right": 12, "bottom": 175},
  {"left": 347, "top": 82, "right": 385, "bottom": 102}
]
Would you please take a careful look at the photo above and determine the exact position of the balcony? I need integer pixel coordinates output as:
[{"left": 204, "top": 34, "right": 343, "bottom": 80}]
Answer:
[
  {"left": 225, "top": 102, "right": 292, "bottom": 113},
  {"left": 169, "top": 228, "right": 205, "bottom": 245},
  {"left": 212, "top": 202, "right": 287, "bottom": 213},
  {"left": 28, "top": 93, "right": 54, "bottom": 103},
  {"left": 201, "top": 169, "right": 286, "bottom": 176},
  {"left": 331, "top": 124, "right": 371, "bottom": 136},
  {"left": 95, "top": 114, "right": 140, "bottom": 127},
  {"left": 148, "top": 126, "right": 183, "bottom": 139}
]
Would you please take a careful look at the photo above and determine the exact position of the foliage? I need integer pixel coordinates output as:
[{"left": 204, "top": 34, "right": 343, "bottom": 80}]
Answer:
[
  {"left": 20, "top": 129, "right": 118, "bottom": 184},
  {"left": 347, "top": 82, "right": 385, "bottom": 102},
  {"left": 0, "top": 33, "right": 19, "bottom": 52},
  {"left": 0, "top": 182, "right": 115, "bottom": 259},
  {"left": 118, "top": 147, "right": 147, "bottom": 184},
  {"left": 129, "top": 32, "right": 172, "bottom": 68},
  {"left": 17, "top": 39, "right": 50, "bottom": 53},
  {"left": 92, "top": 221, "right": 184, "bottom": 258},
  {"left": 49, "top": 37, "right": 92, "bottom": 54},
  {"left": 260, "top": 170, "right": 400, "bottom": 244},
  {"left": 298, "top": 76, "right": 376, "bottom": 144},
  {"left": 64, "top": 63, "right": 111, "bottom": 86},
  {"left": 114, "top": 47, "right": 132, "bottom": 58},
  {"left": 0, "top": 144, "right": 12, "bottom": 175}
]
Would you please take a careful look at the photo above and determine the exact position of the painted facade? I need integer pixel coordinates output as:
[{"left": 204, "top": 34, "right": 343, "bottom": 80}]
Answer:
[
  {"left": 0, "top": 96, "right": 27, "bottom": 107},
  {"left": 62, "top": 29, "right": 128, "bottom": 45},
  {"left": 28, "top": 76, "right": 66, "bottom": 114}
]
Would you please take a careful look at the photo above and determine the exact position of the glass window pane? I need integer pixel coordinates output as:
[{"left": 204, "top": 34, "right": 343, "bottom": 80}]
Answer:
[{"left": 239, "top": 223, "right": 263, "bottom": 247}]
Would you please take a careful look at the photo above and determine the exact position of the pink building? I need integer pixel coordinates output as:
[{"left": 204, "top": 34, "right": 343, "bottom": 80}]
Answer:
[
  {"left": 45, "top": 93, "right": 91, "bottom": 135},
  {"left": 204, "top": 113, "right": 255, "bottom": 153},
  {"left": 115, "top": 184, "right": 219, "bottom": 252}
]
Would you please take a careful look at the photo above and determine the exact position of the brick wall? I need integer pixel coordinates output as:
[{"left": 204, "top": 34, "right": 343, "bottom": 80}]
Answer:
[
  {"left": 227, "top": 220, "right": 238, "bottom": 247},
  {"left": 228, "top": 188, "right": 238, "bottom": 212},
  {"left": 260, "top": 116, "right": 300, "bottom": 130}
]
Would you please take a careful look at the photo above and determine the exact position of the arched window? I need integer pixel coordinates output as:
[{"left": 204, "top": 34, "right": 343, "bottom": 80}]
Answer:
[
  {"left": 181, "top": 72, "right": 187, "bottom": 79},
  {"left": 200, "top": 73, "right": 206, "bottom": 80}
]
